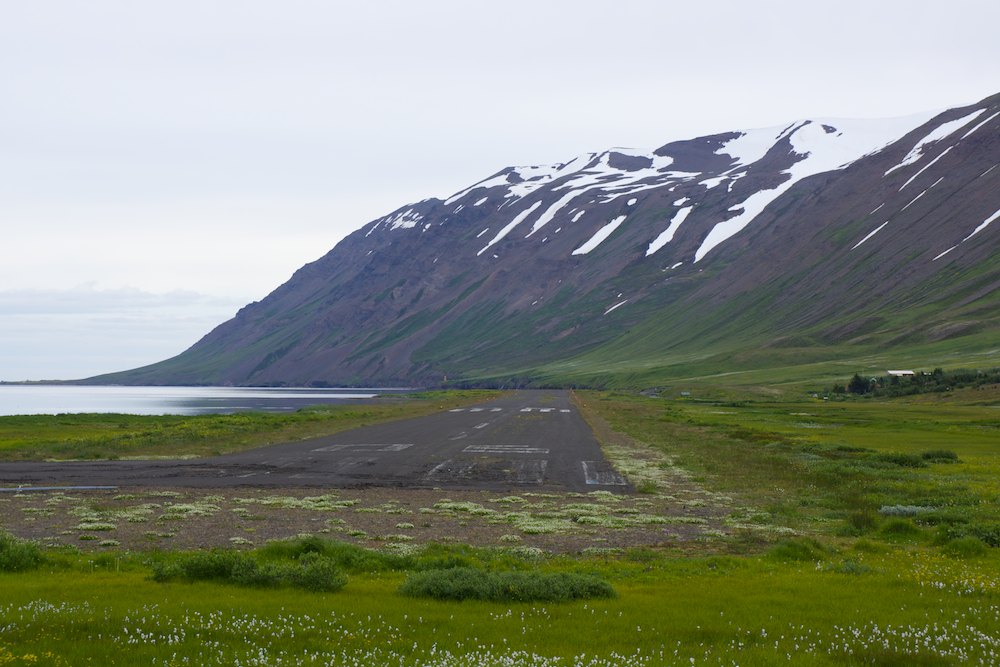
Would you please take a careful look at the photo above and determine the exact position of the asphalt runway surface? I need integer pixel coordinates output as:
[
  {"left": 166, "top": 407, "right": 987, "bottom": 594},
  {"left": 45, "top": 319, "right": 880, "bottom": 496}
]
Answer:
[{"left": 0, "top": 390, "right": 628, "bottom": 492}]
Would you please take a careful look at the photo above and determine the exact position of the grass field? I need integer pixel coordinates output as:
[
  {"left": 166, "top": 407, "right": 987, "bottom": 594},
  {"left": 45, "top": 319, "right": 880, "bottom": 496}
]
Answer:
[{"left": 1, "top": 385, "right": 999, "bottom": 665}]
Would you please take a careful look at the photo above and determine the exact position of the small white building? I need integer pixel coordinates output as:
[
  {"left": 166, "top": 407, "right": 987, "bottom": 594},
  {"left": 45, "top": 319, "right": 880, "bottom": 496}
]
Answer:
[{"left": 887, "top": 370, "right": 915, "bottom": 377}]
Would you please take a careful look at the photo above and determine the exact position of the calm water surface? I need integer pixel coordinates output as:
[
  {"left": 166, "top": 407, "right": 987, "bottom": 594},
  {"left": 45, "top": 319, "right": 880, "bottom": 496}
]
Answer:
[{"left": 0, "top": 385, "right": 396, "bottom": 416}]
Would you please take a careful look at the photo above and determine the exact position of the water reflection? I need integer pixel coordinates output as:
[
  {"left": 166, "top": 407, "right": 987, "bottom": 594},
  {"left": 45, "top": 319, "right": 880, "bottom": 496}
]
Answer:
[{"left": 0, "top": 385, "right": 407, "bottom": 416}]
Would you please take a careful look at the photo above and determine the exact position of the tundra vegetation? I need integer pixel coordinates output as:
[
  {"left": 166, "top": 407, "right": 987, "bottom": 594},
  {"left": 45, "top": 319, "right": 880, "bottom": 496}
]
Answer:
[{"left": 1, "top": 379, "right": 999, "bottom": 665}]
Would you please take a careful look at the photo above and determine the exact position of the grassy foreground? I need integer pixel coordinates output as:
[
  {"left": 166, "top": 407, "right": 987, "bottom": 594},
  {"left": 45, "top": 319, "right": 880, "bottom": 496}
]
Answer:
[
  {"left": 1, "top": 385, "right": 999, "bottom": 665},
  {"left": 2, "top": 540, "right": 1000, "bottom": 666}
]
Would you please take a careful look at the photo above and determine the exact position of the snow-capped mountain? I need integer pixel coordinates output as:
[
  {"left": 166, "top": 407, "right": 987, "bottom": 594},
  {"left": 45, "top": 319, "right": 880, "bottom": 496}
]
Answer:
[{"left": 93, "top": 92, "right": 1000, "bottom": 387}]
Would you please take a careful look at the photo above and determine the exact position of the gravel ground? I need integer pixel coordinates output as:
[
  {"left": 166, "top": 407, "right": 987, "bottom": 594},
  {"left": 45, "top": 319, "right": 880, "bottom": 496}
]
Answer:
[{"left": 0, "top": 480, "right": 735, "bottom": 555}]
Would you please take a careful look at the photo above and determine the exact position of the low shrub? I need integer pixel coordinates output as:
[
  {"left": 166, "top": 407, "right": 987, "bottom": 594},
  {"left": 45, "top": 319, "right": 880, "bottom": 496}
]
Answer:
[
  {"left": 399, "top": 567, "right": 615, "bottom": 602},
  {"left": 873, "top": 452, "right": 927, "bottom": 468},
  {"left": 767, "top": 538, "right": 826, "bottom": 562},
  {"left": 852, "top": 539, "right": 889, "bottom": 554},
  {"left": 258, "top": 536, "right": 412, "bottom": 572},
  {"left": 413, "top": 554, "right": 478, "bottom": 571},
  {"left": 151, "top": 549, "right": 347, "bottom": 592},
  {"left": 624, "top": 547, "right": 663, "bottom": 564},
  {"left": 635, "top": 479, "right": 659, "bottom": 494},
  {"left": 292, "top": 553, "right": 349, "bottom": 592},
  {"left": 940, "top": 523, "right": 1000, "bottom": 548},
  {"left": 921, "top": 449, "right": 959, "bottom": 464},
  {"left": 0, "top": 531, "right": 43, "bottom": 572},
  {"left": 823, "top": 559, "right": 871, "bottom": 575},
  {"left": 919, "top": 510, "right": 969, "bottom": 527},
  {"left": 879, "top": 519, "right": 922, "bottom": 539},
  {"left": 846, "top": 510, "right": 879, "bottom": 534},
  {"left": 943, "top": 536, "right": 988, "bottom": 558},
  {"left": 878, "top": 505, "right": 934, "bottom": 517}
]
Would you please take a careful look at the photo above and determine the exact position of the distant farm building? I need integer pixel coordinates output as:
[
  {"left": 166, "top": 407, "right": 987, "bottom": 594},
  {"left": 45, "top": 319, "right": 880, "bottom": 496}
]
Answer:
[{"left": 887, "top": 370, "right": 915, "bottom": 377}]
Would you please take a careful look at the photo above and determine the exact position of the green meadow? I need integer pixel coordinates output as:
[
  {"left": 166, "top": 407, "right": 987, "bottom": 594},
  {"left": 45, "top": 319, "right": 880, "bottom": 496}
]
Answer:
[{"left": 2, "top": 382, "right": 999, "bottom": 665}]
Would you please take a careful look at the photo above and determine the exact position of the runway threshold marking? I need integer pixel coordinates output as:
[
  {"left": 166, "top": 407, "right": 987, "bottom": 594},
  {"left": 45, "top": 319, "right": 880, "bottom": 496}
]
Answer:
[
  {"left": 424, "top": 458, "right": 548, "bottom": 484},
  {"left": 581, "top": 461, "right": 627, "bottom": 485}
]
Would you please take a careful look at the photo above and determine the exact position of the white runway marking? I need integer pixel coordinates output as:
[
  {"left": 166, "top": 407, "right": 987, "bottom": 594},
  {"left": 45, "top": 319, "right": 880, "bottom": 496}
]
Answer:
[
  {"left": 469, "top": 408, "right": 484, "bottom": 412},
  {"left": 449, "top": 432, "right": 468, "bottom": 440},
  {"left": 312, "top": 443, "right": 413, "bottom": 452},
  {"left": 463, "top": 444, "right": 550, "bottom": 454},
  {"left": 490, "top": 408, "right": 503, "bottom": 412},
  {"left": 474, "top": 422, "right": 490, "bottom": 429},
  {"left": 424, "top": 458, "right": 548, "bottom": 484},
  {"left": 581, "top": 461, "right": 627, "bottom": 485}
]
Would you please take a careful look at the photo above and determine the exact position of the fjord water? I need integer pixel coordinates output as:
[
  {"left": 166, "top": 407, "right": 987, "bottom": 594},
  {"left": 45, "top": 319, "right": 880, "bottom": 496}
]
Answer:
[{"left": 0, "top": 385, "right": 384, "bottom": 416}]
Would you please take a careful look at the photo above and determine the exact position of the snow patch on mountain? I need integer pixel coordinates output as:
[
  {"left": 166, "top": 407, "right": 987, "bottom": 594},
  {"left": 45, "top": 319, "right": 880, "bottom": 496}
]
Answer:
[
  {"left": 899, "top": 147, "right": 953, "bottom": 191},
  {"left": 932, "top": 207, "right": 999, "bottom": 262},
  {"left": 932, "top": 246, "right": 957, "bottom": 261},
  {"left": 604, "top": 299, "right": 628, "bottom": 315},
  {"left": 885, "top": 108, "right": 986, "bottom": 176},
  {"left": 519, "top": 151, "right": 682, "bottom": 237},
  {"left": 716, "top": 124, "right": 793, "bottom": 167},
  {"left": 901, "top": 178, "right": 943, "bottom": 211},
  {"left": 366, "top": 208, "right": 426, "bottom": 236},
  {"left": 962, "top": 111, "right": 1000, "bottom": 139},
  {"left": 852, "top": 221, "right": 890, "bottom": 250},
  {"left": 964, "top": 208, "right": 1000, "bottom": 242},
  {"left": 646, "top": 206, "right": 694, "bottom": 256},
  {"left": 694, "top": 114, "right": 938, "bottom": 262},
  {"left": 699, "top": 175, "right": 728, "bottom": 189},
  {"left": 477, "top": 201, "right": 543, "bottom": 256},
  {"left": 573, "top": 216, "right": 627, "bottom": 255}
]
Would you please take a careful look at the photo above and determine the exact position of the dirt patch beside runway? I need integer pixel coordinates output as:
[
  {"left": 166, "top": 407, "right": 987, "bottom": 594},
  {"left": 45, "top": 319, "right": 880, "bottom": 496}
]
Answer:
[{"left": 0, "top": 483, "right": 735, "bottom": 554}]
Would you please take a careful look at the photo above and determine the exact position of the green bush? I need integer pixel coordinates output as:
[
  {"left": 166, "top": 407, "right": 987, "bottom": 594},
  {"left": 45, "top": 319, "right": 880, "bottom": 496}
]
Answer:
[
  {"left": 824, "top": 559, "right": 871, "bottom": 575},
  {"left": 624, "top": 547, "right": 662, "bottom": 564},
  {"left": 258, "top": 536, "right": 412, "bottom": 572},
  {"left": 399, "top": 567, "right": 615, "bottom": 602},
  {"left": 873, "top": 452, "right": 927, "bottom": 468},
  {"left": 635, "top": 479, "right": 659, "bottom": 494},
  {"left": 920, "top": 450, "right": 959, "bottom": 464},
  {"left": 846, "top": 510, "right": 879, "bottom": 534},
  {"left": 943, "top": 536, "right": 988, "bottom": 558},
  {"left": 878, "top": 505, "right": 934, "bottom": 517},
  {"left": 178, "top": 550, "right": 242, "bottom": 581},
  {"left": 879, "top": 519, "right": 922, "bottom": 539},
  {"left": 0, "top": 531, "right": 43, "bottom": 572},
  {"left": 291, "top": 553, "right": 349, "bottom": 592},
  {"left": 151, "top": 549, "right": 347, "bottom": 592},
  {"left": 767, "top": 538, "right": 826, "bottom": 562},
  {"left": 941, "top": 523, "right": 1000, "bottom": 548},
  {"left": 229, "top": 559, "right": 287, "bottom": 588}
]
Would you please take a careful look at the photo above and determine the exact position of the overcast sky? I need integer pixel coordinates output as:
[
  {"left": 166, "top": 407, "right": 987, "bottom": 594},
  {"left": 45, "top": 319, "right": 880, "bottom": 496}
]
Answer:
[{"left": 2, "top": 0, "right": 998, "bottom": 381}]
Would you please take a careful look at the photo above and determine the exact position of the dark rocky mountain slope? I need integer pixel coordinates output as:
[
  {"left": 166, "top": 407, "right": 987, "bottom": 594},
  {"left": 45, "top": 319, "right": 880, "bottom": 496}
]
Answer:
[{"left": 91, "top": 93, "right": 1000, "bottom": 387}]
